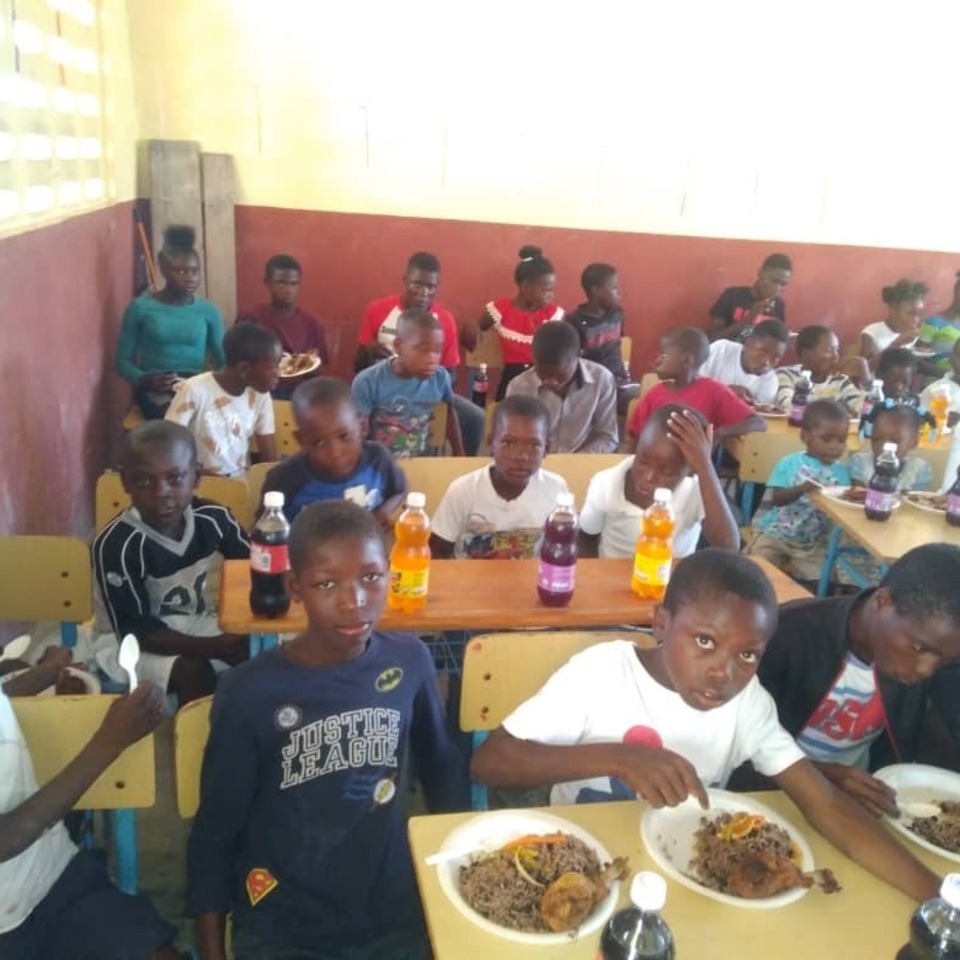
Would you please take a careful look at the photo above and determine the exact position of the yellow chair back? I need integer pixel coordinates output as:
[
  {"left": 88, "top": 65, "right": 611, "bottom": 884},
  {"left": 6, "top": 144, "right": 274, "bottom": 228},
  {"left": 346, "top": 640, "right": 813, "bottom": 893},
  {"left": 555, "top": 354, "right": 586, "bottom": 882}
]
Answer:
[
  {"left": 0, "top": 536, "right": 92, "bottom": 624},
  {"left": 464, "top": 328, "right": 504, "bottom": 369},
  {"left": 620, "top": 335, "right": 633, "bottom": 370},
  {"left": 12, "top": 695, "right": 156, "bottom": 808},
  {"left": 174, "top": 694, "right": 212, "bottom": 818},
  {"left": 272, "top": 399, "right": 298, "bottom": 458}
]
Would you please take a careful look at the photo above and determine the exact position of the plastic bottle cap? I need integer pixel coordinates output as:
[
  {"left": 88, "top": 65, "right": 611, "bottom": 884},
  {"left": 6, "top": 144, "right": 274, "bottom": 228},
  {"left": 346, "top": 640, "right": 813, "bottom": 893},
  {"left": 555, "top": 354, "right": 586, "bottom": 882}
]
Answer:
[
  {"left": 882, "top": 442, "right": 898, "bottom": 454},
  {"left": 872, "top": 380, "right": 884, "bottom": 389},
  {"left": 653, "top": 487, "right": 673, "bottom": 502},
  {"left": 406, "top": 492, "right": 426, "bottom": 509},
  {"left": 630, "top": 871, "right": 667, "bottom": 911},
  {"left": 263, "top": 491, "right": 285, "bottom": 509},
  {"left": 556, "top": 492, "right": 575, "bottom": 507},
  {"left": 941, "top": 874, "right": 960, "bottom": 909},
  {"left": 479, "top": 363, "right": 487, "bottom": 373}
]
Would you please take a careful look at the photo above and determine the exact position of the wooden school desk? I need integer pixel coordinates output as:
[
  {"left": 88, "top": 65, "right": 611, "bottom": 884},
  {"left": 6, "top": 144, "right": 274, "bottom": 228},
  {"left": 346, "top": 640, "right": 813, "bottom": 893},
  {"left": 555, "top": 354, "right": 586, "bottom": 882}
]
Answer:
[
  {"left": 408, "top": 793, "right": 944, "bottom": 960},
  {"left": 218, "top": 557, "right": 810, "bottom": 642}
]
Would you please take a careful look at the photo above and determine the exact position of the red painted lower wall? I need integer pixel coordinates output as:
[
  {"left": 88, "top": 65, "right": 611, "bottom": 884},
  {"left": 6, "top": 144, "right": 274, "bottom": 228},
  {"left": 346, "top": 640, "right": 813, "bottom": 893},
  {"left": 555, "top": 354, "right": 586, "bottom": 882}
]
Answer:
[
  {"left": 0, "top": 203, "right": 134, "bottom": 539},
  {"left": 235, "top": 206, "right": 960, "bottom": 381}
]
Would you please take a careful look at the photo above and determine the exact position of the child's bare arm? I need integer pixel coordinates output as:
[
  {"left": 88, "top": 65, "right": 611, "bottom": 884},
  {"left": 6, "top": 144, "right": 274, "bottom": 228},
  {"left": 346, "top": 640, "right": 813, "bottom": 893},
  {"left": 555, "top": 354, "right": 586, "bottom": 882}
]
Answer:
[
  {"left": 776, "top": 759, "right": 940, "bottom": 902},
  {"left": 374, "top": 493, "right": 405, "bottom": 533},
  {"left": 471, "top": 728, "right": 708, "bottom": 808},
  {"left": 2, "top": 647, "right": 71, "bottom": 697},
  {"left": 577, "top": 530, "right": 600, "bottom": 559},
  {"left": 770, "top": 479, "right": 819, "bottom": 506},
  {"left": 445, "top": 402, "right": 465, "bottom": 456},
  {"left": 0, "top": 685, "right": 164, "bottom": 863},
  {"left": 429, "top": 533, "right": 455, "bottom": 559},
  {"left": 256, "top": 433, "right": 277, "bottom": 464},
  {"left": 140, "top": 627, "right": 248, "bottom": 666},
  {"left": 196, "top": 913, "right": 227, "bottom": 960},
  {"left": 714, "top": 413, "right": 767, "bottom": 440}
]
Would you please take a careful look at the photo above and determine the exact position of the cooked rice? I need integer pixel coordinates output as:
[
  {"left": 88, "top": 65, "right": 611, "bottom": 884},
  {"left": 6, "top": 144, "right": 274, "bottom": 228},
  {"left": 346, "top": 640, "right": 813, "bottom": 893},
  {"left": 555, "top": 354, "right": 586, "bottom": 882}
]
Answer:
[
  {"left": 690, "top": 812, "right": 795, "bottom": 894},
  {"left": 910, "top": 801, "right": 960, "bottom": 853},
  {"left": 459, "top": 835, "right": 601, "bottom": 932}
]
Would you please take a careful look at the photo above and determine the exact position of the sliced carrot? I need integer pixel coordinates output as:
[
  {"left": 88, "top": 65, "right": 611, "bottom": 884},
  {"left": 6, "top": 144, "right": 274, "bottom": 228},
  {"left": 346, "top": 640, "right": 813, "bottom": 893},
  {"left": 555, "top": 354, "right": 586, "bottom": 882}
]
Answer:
[{"left": 501, "top": 832, "right": 568, "bottom": 852}]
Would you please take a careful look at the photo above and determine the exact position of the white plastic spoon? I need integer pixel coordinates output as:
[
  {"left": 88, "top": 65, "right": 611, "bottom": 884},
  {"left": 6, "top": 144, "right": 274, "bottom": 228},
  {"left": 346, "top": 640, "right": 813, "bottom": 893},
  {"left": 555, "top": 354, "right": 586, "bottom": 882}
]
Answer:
[
  {"left": 0, "top": 634, "right": 31, "bottom": 663},
  {"left": 118, "top": 634, "right": 140, "bottom": 691}
]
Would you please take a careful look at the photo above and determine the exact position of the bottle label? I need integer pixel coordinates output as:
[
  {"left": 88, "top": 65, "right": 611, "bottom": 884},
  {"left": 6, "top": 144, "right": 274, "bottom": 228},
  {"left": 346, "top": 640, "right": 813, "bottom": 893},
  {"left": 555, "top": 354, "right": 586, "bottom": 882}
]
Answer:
[
  {"left": 251, "top": 543, "right": 290, "bottom": 575},
  {"left": 474, "top": 380, "right": 489, "bottom": 393},
  {"left": 633, "top": 553, "right": 672, "bottom": 587},
  {"left": 538, "top": 561, "right": 575, "bottom": 594},
  {"left": 865, "top": 489, "right": 895, "bottom": 513},
  {"left": 389, "top": 567, "right": 429, "bottom": 599},
  {"left": 948, "top": 493, "right": 960, "bottom": 518},
  {"left": 789, "top": 402, "right": 805, "bottom": 422}
]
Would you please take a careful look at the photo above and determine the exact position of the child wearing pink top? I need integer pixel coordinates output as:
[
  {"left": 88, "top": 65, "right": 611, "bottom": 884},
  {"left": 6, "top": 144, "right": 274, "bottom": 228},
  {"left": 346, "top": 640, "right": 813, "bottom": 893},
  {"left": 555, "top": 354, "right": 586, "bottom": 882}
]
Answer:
[{"left": 460, "top": 245, "right": 564, "bottom": 399}]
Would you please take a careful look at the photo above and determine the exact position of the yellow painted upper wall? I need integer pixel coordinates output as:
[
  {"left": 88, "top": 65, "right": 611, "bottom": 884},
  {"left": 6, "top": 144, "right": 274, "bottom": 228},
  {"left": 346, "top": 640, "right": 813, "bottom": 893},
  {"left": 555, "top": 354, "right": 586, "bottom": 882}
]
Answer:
[{"left": 125, "top": 0, "right": 959, "bottom": 251}]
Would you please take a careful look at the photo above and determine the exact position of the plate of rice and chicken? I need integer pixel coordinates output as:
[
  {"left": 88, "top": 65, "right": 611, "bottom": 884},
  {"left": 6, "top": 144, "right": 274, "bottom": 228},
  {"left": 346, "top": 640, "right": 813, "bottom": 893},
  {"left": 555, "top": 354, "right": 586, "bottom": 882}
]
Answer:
[
  {"left": 875, "top": 764, "right": 960, "bottom": 863},
  {"left": 432, "top": 810, "right": 628, "bottom": 943},
  {"left": 641, "top": 789, "right": 840, "bottom": 908}
]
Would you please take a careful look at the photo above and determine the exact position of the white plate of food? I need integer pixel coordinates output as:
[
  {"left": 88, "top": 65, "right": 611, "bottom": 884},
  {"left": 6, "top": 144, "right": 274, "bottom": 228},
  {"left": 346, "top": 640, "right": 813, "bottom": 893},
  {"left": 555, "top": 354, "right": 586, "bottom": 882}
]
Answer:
[
  {"left": 433, "top": 809, "right": 627, "bottom": 944},
  {"left": 278, "top": 351, "right": 321, "bottom": 378},
  {"left": 875, "top": 764, "right": 960, "bottom": 864},
  {"left": 819, "top": 486, "right": 901, "bottom": 511},
  {"left": 756, "top": 404, "right": 787, "bottom": 419},
  {"left": 640, "top": 789, "right": 836, "bottom": 908},
  {"left": 904, "top": 492, "right": 949, "bottom": 517}
]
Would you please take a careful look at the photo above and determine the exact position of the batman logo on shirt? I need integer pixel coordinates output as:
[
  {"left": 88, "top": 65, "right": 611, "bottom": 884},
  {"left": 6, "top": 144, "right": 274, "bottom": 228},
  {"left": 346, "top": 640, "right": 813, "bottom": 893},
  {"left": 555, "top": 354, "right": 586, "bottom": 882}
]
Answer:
[{"left": 375, "top": 667, "right": 403, "bottom": 692}]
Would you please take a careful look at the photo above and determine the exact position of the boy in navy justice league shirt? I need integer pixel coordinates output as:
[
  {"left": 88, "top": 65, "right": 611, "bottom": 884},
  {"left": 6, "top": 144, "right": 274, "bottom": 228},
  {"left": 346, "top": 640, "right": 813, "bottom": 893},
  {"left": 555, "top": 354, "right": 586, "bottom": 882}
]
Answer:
[
  {"left": 187, "top": 500, "right": 465, "bottom": 960},
  {"left": 261, "top": 377, "right": 407, "bottom": 528}
]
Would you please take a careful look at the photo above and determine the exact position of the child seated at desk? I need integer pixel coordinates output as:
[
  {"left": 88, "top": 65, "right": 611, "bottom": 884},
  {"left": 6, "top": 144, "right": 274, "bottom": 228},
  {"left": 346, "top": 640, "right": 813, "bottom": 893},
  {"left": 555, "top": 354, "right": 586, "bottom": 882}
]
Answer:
[
  {"left": 699, "top": 319, "right": 788, "bottom": 406},
  {"left": 471, "top": 549, "right": 942, "bottom": 902},
  {"left": 757, "top": 544, "right": 960, "bottom": 820},
  {"left": 92, "top": 422, "right": 250, "bottom": 705},
  {"left": 187, "top": 501, "right": 464, "bottom": 960},
  {"left": 775, "top": 325, "right": 864, "bottom": 417},
  {"left": 851, "top": 405, "right": 933, "bottom": 493},
  {"left": 261, "top": 377, "right": 407, "bottom": 528},
  {"left": 579, "top": 404, "right": 738, "bottom": 559},
  {"left": 708, "top": 252, "right": 791, "bottom": 343},
  {"left": 430, "top": 396, "right": 568, "bottom": 559},
  {"left": 0, "top": 681, "right": 180, "bottom": 959},
  {"left": 860, "top": 279, "right": 926, "bottom": 372},
  {"left": 506, "top": 320, "right": 619, "bottom": 453},
  {"left": 166, "top": 323, "right": 280, "bottom": 476},
  {"left": 352, "top": 310, "right": 464, "bottom": 458},
  {"left": 623, "top": 328, "right": 765, "bottom": 450},
  {"left": 920, "top": 338, "right": 960, "bottom": 427},
  {"left": 744, "top": 400, "right": 851, "bottom": 586},
  {"left": 237, "top": 253, "right": 329, "bottom": 400}
]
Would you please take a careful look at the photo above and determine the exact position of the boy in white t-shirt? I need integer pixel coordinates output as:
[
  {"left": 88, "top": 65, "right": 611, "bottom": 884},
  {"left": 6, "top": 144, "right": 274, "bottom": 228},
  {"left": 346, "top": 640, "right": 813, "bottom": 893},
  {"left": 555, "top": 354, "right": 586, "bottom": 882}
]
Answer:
[
  {"left": 0, "top": 682, "right": 181, "bottom": 959},
  {"left": 166, "top": 323, "right": 280, "bottom": 476},
  {"left": 579, "top": 404, "right": 738, "bottom": 560},
  {"left": 699, "top": 319, "right": 788, "bottom": 406},
  {"left": 472, "top": 549, "right": 942, "bottom": 903},
  {"left": 430, "top": 395, "right": 568, "bottom": 559}
]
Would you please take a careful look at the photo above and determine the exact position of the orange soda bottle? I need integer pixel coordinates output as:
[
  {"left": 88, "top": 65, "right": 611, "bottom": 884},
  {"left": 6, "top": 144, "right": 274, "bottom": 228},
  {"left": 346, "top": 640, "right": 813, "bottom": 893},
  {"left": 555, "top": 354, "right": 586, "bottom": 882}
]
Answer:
[
  {"left": 930, "top": 388, "right": 949, "bottom": 440},
  {"left": 631, "top": 488, "right": 676, "bottom": 601},
  {"left": 388, "top": 492, "right": 431, "bottom": 613}
]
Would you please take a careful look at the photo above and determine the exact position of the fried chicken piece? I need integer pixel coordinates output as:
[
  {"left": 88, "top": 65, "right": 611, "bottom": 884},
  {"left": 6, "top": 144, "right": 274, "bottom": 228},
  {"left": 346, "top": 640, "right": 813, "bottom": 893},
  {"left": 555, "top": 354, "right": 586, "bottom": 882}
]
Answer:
[
  {"left": 540, "top": 857, "right": 630, "bottom": 932},
  {"left": 726, "top": 850, "right": 814, "bottom": 899}
]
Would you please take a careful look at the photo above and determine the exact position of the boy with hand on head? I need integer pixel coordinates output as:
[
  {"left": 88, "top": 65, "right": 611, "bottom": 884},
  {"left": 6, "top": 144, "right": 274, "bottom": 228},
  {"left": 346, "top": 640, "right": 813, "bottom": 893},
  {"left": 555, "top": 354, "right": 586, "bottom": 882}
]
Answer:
[
  {"left": 430, "top": 396, "right": 568, "bottom": 559},
  {"left": 356, "top": 251, "right": 485, "bottom": 457},
  {"left": 920, "top": 338, "right": 960, "bottom": 428},
  {"left": 775, "top": 325, "right": 864, "bottom": 417},
  {"left": 261, "top": 377, "right": 406, "bottom": 528},
  {"left": 188, "top": 501, "right": 465, "bottom": 960},
  {"left": 700, "top": 319, "right": 789, "bottom": 406},
  {"left": 565, "top": 262, "right": 638, "bottom": 410},
  {"left": 623, "top": 328, "right": 765, "bottom": 451},
  {"left": 352, "top": 310, "right": 464, "bottom": 458},
  {"left": 758, "top": 544, "right": 960, "bottom": 820},
  {"left": 709, "top": 253, "right": 792, "bottom": 343},
  {"left": 579, "top": 405, "right": 739, "bottom": 560},
  {"left": 238, "top": 254, "right": 329, "bottom": 400},
  {"left": 0, "top": 681, "right": 182, "bottom": 959},
  {"left": 471, "top": 549, "right": 942, "bottom": 902},
  {"left": 92, "top": 422, "right": 250, "bottom": 705},
  {"left": 166, "top": 323, "right": 280, "bottom": 476},
  {"left": 851, "top": 406, "right": 933, "bottom": 493},
  {"left": 506, "top": 320, "right": 618, "bottom": 453},
  {"left": 744, "top": 399, "right": 851, "bottom": 584}
]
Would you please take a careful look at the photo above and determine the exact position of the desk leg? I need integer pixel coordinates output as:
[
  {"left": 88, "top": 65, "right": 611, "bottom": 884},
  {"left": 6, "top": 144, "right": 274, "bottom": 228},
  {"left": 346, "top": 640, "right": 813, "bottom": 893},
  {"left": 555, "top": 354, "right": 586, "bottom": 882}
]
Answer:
[
  {"left": 740, "top": 482, "right": 756, "bottom": 522},
  {"left": 817, "top": 526, "right": 843, "bottom": 597},
  {"left": 60, "top": 622, "right": 78, "bottom": 648},
  {"left": 113, "top": 809, "right": 137, "bottom": 894},
  {"left": 247, "top": 634, "right": 262, "bottom": 659},
  {"left": 470, "top": 732, "right": 489, "bottom": 812},
  {"left": 260, "top": 633, "right": 278, "bottom": 651}
]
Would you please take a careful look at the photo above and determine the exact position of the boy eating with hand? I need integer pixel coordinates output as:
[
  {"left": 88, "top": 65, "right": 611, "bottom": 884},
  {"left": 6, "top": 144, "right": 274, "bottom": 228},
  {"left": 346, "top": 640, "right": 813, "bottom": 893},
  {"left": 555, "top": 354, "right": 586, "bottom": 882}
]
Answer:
[
  {"left": 351, "top": 310, "right": 464, "bottom": 458},
  {"left": 579, "top": 404, "right": 739, "bottom": 560},
  {"left": 431, "top": 395, "right": 568, "bottom": 559},
  {"left": 472, "top": 549, "right": 942, "bottom": 902},
  {"left": 92, "top": 422, "right": 250, "bottom": 705},
  {"left": 261, "top": 377, "right": 407, "bottom": 527},
  {"left": 700, "top": 319, "right": 789, "bottom": 406},
  {"left": 188, "top": 501, "right": 465, "bottom": 960}
]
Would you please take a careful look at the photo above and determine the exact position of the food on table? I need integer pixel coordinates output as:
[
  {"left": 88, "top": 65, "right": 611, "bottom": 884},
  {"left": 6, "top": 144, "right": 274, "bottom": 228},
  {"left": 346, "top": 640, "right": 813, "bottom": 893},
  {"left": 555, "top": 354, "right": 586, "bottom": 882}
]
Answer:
[
  {"left": 755, "top": 403, "right": 786, "bottom": 415},
  {"left": 690, "top": 811, "right": 840, "bottom": 899},
  {"left": 839, "top": 487, "right": 868, "bottom": 504},
  {"left": 459, "top": 831, "right": 628, "bottom": 933},
  {"left": 908, "top": 801, "right": 960, "bottom": 854},
  {"left": 905, "top": 492, "right": 948, "bottom": 512},
  {"left": 278, "top": 350, "right": 319, "bottom": 377}
]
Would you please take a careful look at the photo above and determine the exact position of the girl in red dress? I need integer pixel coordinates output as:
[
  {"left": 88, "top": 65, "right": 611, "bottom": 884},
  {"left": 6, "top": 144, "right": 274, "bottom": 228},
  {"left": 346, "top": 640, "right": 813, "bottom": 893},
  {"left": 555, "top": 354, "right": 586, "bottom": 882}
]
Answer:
[{"left": 461, "top": 245, "right": 565, "bottom": 399}]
